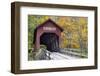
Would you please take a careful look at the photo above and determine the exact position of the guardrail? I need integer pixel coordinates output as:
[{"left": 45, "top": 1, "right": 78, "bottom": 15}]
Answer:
[{"left": 60, "top": 48, "right": 87, "bottom": 58}]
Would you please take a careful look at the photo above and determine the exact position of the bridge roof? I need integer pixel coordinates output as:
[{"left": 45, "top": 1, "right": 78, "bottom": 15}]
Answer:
[{"left": 35, "top": 19, "right": 63, "bottom": 32}]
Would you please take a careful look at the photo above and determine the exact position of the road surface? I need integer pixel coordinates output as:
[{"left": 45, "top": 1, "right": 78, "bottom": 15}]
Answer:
[{"left": 49, "top": 52, "right": 80, "bottom": 60}]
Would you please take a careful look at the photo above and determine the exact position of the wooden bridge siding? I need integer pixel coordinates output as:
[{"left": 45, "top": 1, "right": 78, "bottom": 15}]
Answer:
[{"left": 34, "top": 22, "right": 61, "bottom": 50}]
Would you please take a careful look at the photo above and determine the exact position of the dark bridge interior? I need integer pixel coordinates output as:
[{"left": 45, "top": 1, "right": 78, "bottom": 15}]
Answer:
[{"left": 40, "top": 33, "right": 59, "bottom": 52}]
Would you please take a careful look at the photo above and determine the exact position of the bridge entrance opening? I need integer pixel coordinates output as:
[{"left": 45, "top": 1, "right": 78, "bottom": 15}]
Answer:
[{"left": 40, "top": 33, "right": 59, "bottom": 52}]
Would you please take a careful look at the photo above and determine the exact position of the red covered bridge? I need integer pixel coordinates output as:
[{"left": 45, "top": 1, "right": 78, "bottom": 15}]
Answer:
[{"left": 33, "top": 19, "right": 63, "bottom": 52}]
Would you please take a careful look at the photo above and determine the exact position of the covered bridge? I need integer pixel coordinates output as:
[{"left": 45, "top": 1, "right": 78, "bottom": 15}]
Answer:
[{"left": 33, "top": 19, "right": 63, "bottom": 52}]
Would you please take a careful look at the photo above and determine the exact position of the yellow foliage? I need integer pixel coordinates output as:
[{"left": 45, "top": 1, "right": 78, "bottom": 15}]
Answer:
[{"left": 60, "top": 32, "right": 68, "bottom": 48}]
